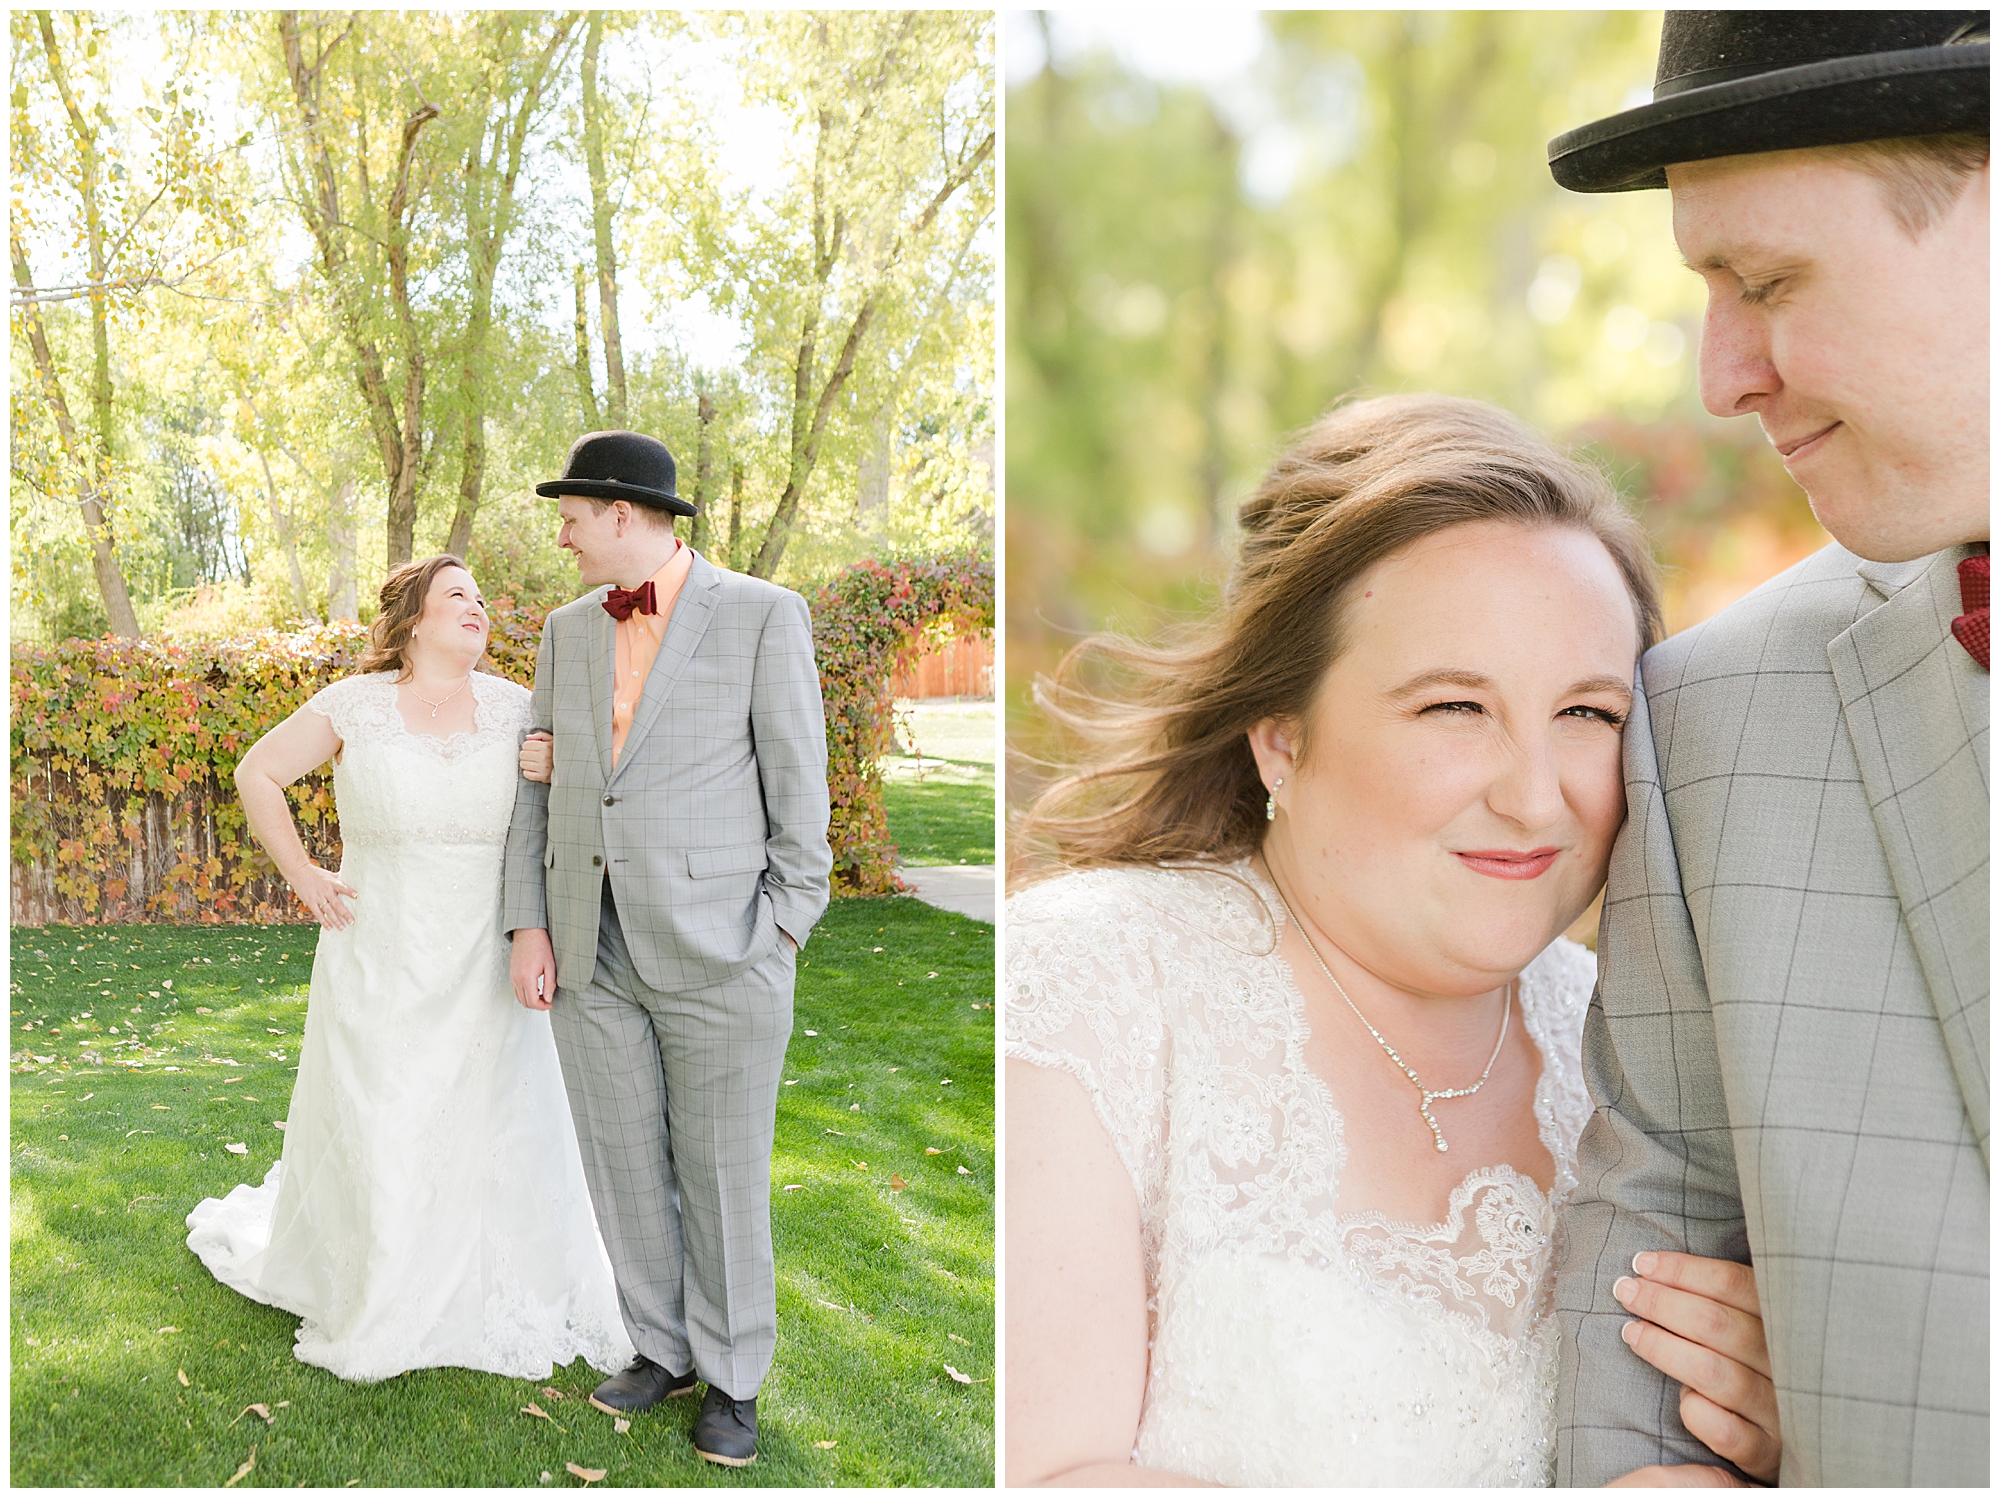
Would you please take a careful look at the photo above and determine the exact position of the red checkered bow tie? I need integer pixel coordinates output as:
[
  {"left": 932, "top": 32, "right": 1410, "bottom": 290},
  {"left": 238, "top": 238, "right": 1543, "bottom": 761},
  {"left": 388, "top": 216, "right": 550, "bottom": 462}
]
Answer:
[
  {"left": 602, "top": 580, "right": 658, "bottom": 622},
  {"left": 1951, "top": 554, "right": 1989, "bottom": 672}
]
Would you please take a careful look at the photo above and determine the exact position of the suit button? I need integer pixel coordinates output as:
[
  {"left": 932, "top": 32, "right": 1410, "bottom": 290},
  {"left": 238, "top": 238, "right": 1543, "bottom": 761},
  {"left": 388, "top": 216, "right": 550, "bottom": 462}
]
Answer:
[
  {"left": 603, "top": 794, "right": 615, "bottom": 806},
  {"left": 591, "top": 855, "right": 602, "bottom": 867}
]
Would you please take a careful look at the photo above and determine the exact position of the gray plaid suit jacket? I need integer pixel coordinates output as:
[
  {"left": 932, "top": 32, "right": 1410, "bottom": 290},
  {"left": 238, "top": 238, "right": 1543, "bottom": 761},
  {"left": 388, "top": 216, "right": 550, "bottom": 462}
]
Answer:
[
  {"left": 1554, "top": 541, "right": 1988, "bottom": 1486},
  {"left": 501, "top": 551, "right": 832, "bottom": 992}
]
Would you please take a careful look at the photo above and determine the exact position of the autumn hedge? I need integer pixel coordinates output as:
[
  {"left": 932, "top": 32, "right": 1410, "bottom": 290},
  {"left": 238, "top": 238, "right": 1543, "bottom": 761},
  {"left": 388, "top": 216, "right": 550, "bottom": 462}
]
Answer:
[{"left": 9, "top": 551, "right": 993, "bottom": 924}]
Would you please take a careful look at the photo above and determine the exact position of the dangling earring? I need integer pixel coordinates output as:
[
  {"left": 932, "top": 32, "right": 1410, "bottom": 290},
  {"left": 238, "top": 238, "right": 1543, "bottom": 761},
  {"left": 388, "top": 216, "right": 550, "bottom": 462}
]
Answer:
[{"left": 1266, "top": 777, "right": 1284, "bottom": 822}]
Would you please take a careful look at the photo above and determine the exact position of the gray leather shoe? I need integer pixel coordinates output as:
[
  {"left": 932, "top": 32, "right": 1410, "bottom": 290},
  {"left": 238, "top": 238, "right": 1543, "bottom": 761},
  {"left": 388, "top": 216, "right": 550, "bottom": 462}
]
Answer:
[
  {"left": 591, "top": 1354, "right": 699, "bottom": 1414},
  {"left": 692, "top": 1385, "right": 758, "bottom": 1466}
]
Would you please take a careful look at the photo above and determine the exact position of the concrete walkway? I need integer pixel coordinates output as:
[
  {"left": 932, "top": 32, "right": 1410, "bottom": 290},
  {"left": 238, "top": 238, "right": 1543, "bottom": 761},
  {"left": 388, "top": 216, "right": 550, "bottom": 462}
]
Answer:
[{"left": 896, "top": 864, "right": 996, "bottom": 923}]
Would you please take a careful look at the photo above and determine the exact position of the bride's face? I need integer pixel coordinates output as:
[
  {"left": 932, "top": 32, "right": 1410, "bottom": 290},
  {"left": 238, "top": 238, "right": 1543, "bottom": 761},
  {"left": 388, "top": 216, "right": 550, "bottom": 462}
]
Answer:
[
  {"left": 413, "top": 566, "right": 490, "bottom": 660},
  {"left": 1250, "top": 519, "right": 1640, "bottom": 999}
]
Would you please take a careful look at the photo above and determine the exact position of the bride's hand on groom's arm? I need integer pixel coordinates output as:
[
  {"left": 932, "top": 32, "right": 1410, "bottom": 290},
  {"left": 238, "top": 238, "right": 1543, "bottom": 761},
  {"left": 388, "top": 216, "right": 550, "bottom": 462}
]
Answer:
[
  {"left": 519, "top": 731, "right": 554, "bottom": 783},
  {"left": 1609, "top": 1251, "right": 1779, "bottom": 1486}
]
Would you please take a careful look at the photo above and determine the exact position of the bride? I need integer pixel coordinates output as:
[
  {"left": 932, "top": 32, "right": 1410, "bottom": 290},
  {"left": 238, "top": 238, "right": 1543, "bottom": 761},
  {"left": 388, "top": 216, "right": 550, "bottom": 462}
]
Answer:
[
  {"left": 1006, "top": 395, "right": 1777, "bottom": 1486},
  {"left": 186, "top": 554, "right": 632, "bottom": 1383}
]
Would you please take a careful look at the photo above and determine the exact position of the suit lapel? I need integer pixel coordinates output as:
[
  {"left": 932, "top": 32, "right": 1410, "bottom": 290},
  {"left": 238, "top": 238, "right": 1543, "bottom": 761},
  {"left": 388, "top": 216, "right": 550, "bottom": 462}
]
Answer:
[
  {"left": 587, "top": 591, "right": 616, "bottom": 782},
  {"left": 1828, "top": 545, "right": 1991, "bottom": 1164},
  {"left": 608, "top": 551, "right": 719, "bottom": 786}
]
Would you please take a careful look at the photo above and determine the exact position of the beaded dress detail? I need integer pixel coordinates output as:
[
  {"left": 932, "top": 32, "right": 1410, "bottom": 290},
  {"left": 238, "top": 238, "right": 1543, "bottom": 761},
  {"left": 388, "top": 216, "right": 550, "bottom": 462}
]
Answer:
[
  {"left": 1005, "top": 861, "right": 1594, "bottom": 1486},
  {"left": 187, "top": 672, "right": 632, "bottom": 1382}
]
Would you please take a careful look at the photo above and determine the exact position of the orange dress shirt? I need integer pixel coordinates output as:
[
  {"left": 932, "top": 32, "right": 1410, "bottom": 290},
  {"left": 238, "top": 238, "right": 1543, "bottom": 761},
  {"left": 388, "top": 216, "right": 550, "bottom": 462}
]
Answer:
[{"left": 610, "top": 541, "right": 695, "bottom": 765}]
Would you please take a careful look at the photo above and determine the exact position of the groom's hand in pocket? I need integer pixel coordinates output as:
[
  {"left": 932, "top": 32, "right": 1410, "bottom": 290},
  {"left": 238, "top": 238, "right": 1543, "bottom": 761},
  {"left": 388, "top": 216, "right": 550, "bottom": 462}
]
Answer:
[
  {"left": 1612, "top": 1250, "right": 1779, "bottom": 1484},
  {"left": 511, "top": 927, "right": 558, "bottom": 1011}
]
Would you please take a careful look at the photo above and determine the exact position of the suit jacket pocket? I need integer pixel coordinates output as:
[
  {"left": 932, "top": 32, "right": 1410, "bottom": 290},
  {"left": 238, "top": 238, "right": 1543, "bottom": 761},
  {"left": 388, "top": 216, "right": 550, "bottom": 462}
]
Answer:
[{"left": 686, "top": 842, "right": 769, "bottom": 880}]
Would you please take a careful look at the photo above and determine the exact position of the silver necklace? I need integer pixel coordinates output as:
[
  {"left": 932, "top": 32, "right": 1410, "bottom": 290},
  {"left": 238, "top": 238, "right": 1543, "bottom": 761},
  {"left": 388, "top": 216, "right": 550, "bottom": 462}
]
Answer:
[
  {"left": 407, "top": 675, "right": 472, "bottom": 718},
  {"left": 1266, "top": 873, "right": 1510, "bottom": 1154}
]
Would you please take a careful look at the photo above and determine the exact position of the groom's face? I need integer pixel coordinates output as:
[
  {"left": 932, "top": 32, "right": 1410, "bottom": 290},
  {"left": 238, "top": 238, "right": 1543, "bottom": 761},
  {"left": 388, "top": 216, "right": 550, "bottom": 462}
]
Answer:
[
  {"left": 555, "top": 494, "right": 623, "bottom": 586},
  {"left": 1668, "top": 147, "right": 1990, "bottom": 564}
]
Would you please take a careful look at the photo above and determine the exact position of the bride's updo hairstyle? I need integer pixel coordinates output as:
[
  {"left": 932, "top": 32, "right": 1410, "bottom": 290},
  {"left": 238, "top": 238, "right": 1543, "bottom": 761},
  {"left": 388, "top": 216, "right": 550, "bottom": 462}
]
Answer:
[
  {"left": 356, "top": 553, "right": 474, "bottom": 680},
  {"left": 1017, "top": 393, "right": 1663, "bottom": 882}
]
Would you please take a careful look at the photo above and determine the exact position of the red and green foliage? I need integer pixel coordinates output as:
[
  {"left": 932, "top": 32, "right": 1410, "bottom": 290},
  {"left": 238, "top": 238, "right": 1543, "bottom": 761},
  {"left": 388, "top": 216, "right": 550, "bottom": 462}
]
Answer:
[
  {"left": 808, "top": 552, "right": 995, "bottom": 894},
  {"left": 10, "top": 554, "right": 993, "bottom": 922}
]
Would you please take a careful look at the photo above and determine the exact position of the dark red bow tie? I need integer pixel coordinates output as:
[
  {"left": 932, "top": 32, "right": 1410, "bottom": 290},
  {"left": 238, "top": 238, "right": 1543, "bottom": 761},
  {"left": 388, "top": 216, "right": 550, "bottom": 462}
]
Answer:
[
  {"left": 602, "top": 580, "right": 658, "bottom": 622},
  {"left": 1951, "top": 554, "right": 1989, "bottom": 672}
]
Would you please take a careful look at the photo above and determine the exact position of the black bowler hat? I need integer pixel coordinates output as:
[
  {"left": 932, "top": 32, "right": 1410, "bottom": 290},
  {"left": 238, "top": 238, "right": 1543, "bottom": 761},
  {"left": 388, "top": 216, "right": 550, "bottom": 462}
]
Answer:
[
  {"left": 1549, "top": 11, "right": 1989, "bottom": 193},
  {"left": 535, "top": 429, "right": 697, "bottom": 517}
]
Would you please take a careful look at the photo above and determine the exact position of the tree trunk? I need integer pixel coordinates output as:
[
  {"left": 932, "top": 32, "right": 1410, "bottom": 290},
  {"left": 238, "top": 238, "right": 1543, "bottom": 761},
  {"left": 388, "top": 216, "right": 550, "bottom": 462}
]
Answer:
[
  {"left": 446, "top": 14, "right": 578, "bottom": 558},
  {"left": 10, "top": 234, "right": 142, "bottom": 638},
  {"left": 727, "top": 462, "right": 743, "bottom": 573},
  {"left": 581, "top": 11, "right": 627, "bottom": 427},
  {"left": 326, "top": 474, "right": 359, "bottom": 620},
  {"left": 572, "top": 263, "right": 600, "bottom": 427},
  {"left": 255, "top": 448, "right": 314, "bottom": 617},
  {"left": 749, "top": 122, "right": 994, "bottom": 579},
  {"left": 30, "top": 17, "right": 143, "bottom": 638},
  {"left": 278, "top": 12, "right": 435, "bottom": 571},
  {"left": 690, "top": 390, "right": 715, "bottom": 553}
]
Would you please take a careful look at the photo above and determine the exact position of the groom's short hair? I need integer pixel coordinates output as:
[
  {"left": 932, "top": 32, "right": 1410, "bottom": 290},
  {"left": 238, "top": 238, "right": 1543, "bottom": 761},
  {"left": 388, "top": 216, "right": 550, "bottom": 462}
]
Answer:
[
  {"left": 581, "top": 494, "right": 677, "bottom": 532},
  {"left": 1811, "top": 131, "right": 1990, "bottom": 238}
]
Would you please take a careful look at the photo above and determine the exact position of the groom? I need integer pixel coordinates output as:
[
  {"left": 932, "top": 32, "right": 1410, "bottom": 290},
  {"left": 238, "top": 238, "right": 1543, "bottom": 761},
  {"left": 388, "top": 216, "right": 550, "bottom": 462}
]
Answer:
[
  {"left": 503, "top": 429, "right": 832, "bottom": 1467},
  {"left": 1547, "top": 13, "right": 1988, "bottom": 1486}
]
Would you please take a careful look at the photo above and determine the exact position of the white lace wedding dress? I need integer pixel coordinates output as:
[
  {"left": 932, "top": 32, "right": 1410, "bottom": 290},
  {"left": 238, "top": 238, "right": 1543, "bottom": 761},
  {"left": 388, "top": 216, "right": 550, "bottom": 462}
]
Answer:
[
  {"left": 1006, "top": 861, "right": 1594, "bottom": 1486},
  {"left": 186, "top": 671, "right": 632, "bottom": 1382}
]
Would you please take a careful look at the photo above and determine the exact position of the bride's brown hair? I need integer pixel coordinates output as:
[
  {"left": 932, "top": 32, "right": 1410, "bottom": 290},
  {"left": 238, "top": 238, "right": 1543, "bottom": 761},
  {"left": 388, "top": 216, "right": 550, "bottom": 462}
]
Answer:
[
  {"left": 355, "top": 554, "right": 475, "bottom": 680},
  {"left": 1015, "top": 393, "right": 1663, "bottom": 884}
]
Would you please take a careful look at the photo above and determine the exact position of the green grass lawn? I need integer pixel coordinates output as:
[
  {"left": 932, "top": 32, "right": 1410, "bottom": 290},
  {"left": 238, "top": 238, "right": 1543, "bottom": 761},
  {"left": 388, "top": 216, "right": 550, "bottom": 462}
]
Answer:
[
  {"left": 883, "top": 700, "right": 995, "bottom": 868},
  {"left": 10, "top": 899, "right": 994, "bottom": 1487}
]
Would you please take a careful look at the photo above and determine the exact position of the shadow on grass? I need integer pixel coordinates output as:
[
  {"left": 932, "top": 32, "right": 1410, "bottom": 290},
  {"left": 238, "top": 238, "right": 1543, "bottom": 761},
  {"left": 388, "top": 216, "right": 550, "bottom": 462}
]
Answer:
[{"left": 11, "top": 901, "right": 992, "bottom": 1487}]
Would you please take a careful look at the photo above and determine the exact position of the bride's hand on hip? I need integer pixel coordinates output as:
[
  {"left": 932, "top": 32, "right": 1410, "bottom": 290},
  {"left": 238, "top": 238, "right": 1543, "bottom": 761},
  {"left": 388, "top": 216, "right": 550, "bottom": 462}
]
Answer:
[
  {"left": 1612, "top": 1250, "right": 1779, "bottom": 1484},
  {"left": 288, "top": 862, "right": 359, "bottom": 930},
  {"left": 519, "top": 731, "right": 553, "bottom": 783}
]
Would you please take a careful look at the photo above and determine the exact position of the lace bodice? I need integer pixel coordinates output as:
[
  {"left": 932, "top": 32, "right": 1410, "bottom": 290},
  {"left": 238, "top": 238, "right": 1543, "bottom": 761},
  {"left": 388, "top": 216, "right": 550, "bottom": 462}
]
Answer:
[
  {"left": 304, "top": 672, "right": 530, "bottom": 848},
  {"left": 1006, "top": 861, "right": 1595, "bottom": 1486}
]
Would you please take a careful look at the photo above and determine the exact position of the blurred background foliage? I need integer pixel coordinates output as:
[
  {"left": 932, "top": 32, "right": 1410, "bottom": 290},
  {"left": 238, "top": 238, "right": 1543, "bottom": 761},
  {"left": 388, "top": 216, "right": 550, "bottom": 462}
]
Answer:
[
  {"left": 12, "top": 10, "right": 994, "bottom": 645},
  {"left": 1006, "top": 10, "right": 1827, "bottom": 792}
]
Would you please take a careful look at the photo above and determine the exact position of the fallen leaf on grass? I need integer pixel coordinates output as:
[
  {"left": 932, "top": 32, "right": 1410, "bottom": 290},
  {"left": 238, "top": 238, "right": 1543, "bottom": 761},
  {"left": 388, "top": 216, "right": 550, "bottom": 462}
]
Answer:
[
  {"left": 80, "top": 1093, "right": 94, "bottom": 1101},
  {"left": 274, "top": 1121, "right": 286, "bottom": 1130},
  {"left": 152, "top": 1104, "right": 170, "bottom": 1111},
  {"left": 783, "top": 1183, "right": 805, "bottom": 1192},
  {"left": 538, "top": 1386, "right": 568, "bottom": 1401},
  {"left": 224, "top": 1143, "right": 248, "bottom": 1155},
  {"left": 157, "top": 1326, "right": 179, "bottom": 1334},
  {"left": 924, "top": 1147, "right": 942, "bottom": 1155},
  {"left": 948, "top": 1333, "right": 969, "bottom": 1345},
  {"left": 944, "top": 1364, "right": 974, "bottom": 1384},
  {"left": 889, "top": 1174, "right": 907, "bottom": 1192},
  {"left": 177, "top": 1369, "right": 190, "bottom": 1386},
  {"left": 586, "top": 1394, "right": 621, "bottom": 1417},
  {"left": 522, "top": 1402, "right": 569, "bottom": 1432},
  {"left": 236, "top": 1403, "right": 275, "bottom": 1426},
  {"left": 849, "top": 1102, "right": 860, "bottom": 1112},
  {"left": 804, "top": 1030, "right": 817, "bottom": 1037},
  {"left": 814, "top": 1440, "right": 837, "bottom": 1449},
  {"left": 276, "top": 1400, "right": 290, "bottom": 1408},
  {"left": 566, "top": 1462, "right": 606, "bottom": 1483},
  {"left": 958, "top": 1166, "right": 972, "bottom": 1175},
  {"left": 823, "top": 1128, "right": 844, "bottom": 1136},
  {"left": 614, "top": 1417, "right": 630, "bottom": 1434},
  {"left": 853, "top": 1160, "right": 868, "bottom": 1170},
  {"left": 783, "top": 1079, "right": 798, "bottom": 1086},
  {"left": 926, "top": 971, "right": 939, "bottom": 979},
  {"left": 222, "top": 1446, "right": 256, "bottom": 1487}
]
